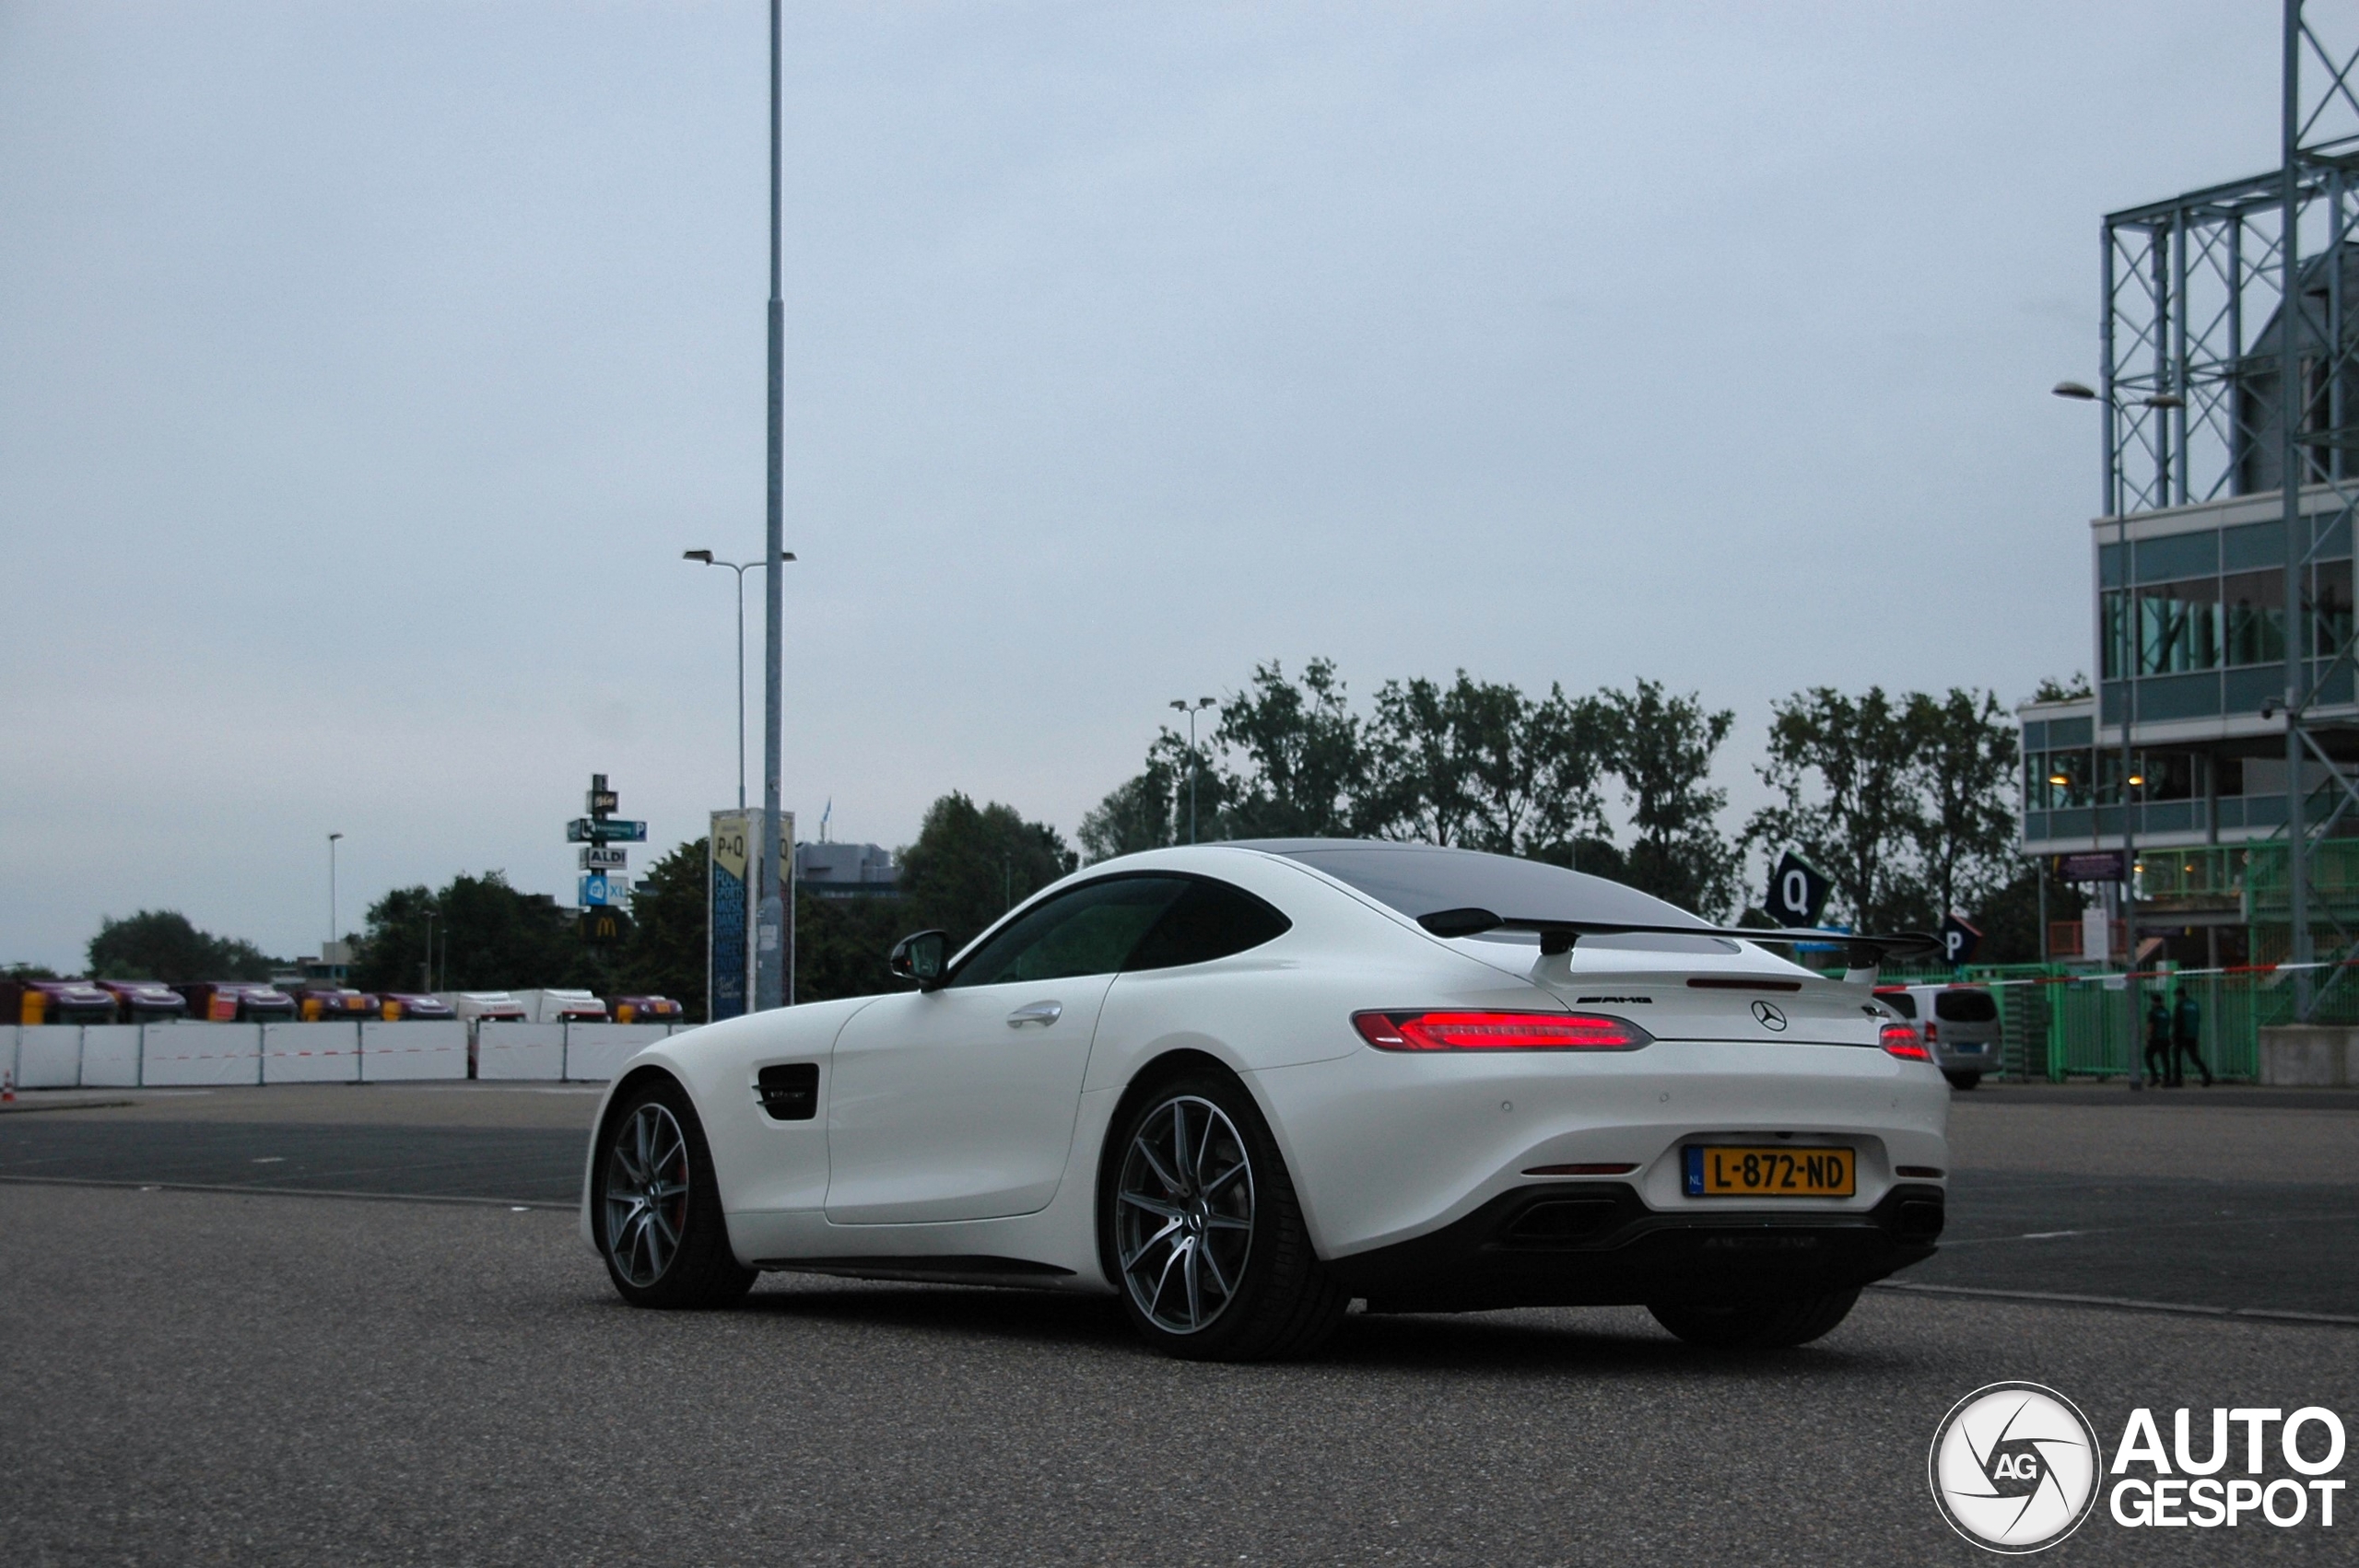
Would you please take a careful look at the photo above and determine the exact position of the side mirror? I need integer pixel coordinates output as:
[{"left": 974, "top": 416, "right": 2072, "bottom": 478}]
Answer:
[{"left": 888, "top": 930, "right": 949, "bottom": 990}]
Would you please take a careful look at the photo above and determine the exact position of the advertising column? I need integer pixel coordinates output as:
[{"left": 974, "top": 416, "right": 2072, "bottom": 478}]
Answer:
[{"left": 709, "top": 809, "right": 792, "bottom": 1022}]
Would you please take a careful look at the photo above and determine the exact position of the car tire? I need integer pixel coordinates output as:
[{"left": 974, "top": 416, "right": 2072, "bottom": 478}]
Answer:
[
  {"left": 1648, "top": 1287, "right": 1861, "bottom": 1350},
  {"left": 1943, "top": 1071, "right": 1982, "bottom": 1091},
  {"left": 594, "top": 1076, "right": 756, "bottom": 1310},
  {"left": 1099, "top": 1071, "right": 1347, "bottom": 1363}
]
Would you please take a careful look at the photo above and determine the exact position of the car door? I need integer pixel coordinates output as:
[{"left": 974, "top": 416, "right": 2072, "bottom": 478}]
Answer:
[{"left": 824, "top": 875, "right": 1194, "bottom": 1224}]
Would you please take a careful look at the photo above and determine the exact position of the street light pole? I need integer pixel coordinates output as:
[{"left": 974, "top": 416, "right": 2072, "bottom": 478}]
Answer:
[
  {"left": 757, "top": 0, "right": 789, "bottom": 1012},
  {"left": 1168, "top": 697, "right": 1216, "bottom": 844},
  {"left": 2054, "top": 381, "right": 2177, "bottom": 1090},
  {"left": 684, "top": 551, "right": 795, "bottom": 812},
  {"left": 327, "top": 832, "right": 343, "bottom": 976}
]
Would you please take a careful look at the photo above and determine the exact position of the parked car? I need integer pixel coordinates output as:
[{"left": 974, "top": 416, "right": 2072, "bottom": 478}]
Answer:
[
  {"left": 375, "top": 991, "right": 454, "bottom": 1021},
  {"left": 3, "top": 978, "right": 123, "bottom": 1025},
  {"left": 94, "top": 980, "right": 189, "bottom": 1023},
  {"left": 1874, "top": 984, "right": 2002, "bottom": 1090},
  {"left": 297, "top": 987, "right": 377, "bottom": 1022},
  {"left": 582, "top": 840, "right": 1948, "bottom": 1359},
  {"left": 608, "top": 995, "right": 683, "bottom": 1025},
  {"left": 179, "top": 982, "right": 299, "bottom": 1023}
]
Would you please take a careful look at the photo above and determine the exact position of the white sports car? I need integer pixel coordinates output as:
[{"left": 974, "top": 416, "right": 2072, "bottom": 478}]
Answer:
[{"left": 582, "top": 840, "right": 1949, "bottom": 1360}]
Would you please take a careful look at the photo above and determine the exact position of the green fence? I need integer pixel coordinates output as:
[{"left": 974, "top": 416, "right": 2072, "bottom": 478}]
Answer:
[{"left": 1833, "top": 961, "right": 2275, "bottom": 1082}]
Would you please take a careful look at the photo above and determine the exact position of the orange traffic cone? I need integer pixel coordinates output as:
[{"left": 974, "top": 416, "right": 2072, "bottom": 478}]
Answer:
[{"left": 2, "top": 1070, "right": 14, "bottom": 1105}]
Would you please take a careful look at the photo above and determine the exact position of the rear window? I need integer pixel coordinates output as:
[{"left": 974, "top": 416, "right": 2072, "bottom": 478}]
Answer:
[
  {"left": 1934, "top": 989, "right": 1999, "bottom": 1023},
  {"left": 1877, "top": 990, "right": 1919, "bottom": 1019},
  {"left": 1249, "top": 839, "right": 1734, "bottom": 954}
]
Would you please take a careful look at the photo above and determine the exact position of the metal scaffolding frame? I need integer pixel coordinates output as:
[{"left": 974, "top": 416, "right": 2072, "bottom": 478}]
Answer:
[{"left": 2096, "top": 1, "right": 2359, "bottom": 1017}]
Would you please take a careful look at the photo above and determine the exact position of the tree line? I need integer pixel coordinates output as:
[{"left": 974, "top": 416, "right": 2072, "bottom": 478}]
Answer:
[
  {"left": 53, "top": 659, "right": 2043, "bottom": 1011},
  {"left": 1081, "top": 659, "right": 2029, "bottom": 940}
]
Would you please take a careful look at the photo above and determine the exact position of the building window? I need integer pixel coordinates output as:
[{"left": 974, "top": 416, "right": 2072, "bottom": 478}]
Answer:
[{"left": 2027, "top": 749, "right": 2095, "bottom": 809}]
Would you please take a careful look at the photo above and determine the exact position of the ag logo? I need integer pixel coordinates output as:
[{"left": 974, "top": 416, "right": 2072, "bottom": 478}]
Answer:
[
  {"left": 1929, "top": 1382, "right": 2103, "bottom": 1553},
  {"left": 1750, "top": 1000, "right": 1788, "bottom": 1031}
]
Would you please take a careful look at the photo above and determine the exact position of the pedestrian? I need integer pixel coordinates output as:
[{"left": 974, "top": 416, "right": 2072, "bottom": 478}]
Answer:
[
  {"left": 2170, "top": 985, "right": 2213, "bottom": 1088},
  {"left": 2143, "top": 989, "right": 2171, "bottom": 1085}
]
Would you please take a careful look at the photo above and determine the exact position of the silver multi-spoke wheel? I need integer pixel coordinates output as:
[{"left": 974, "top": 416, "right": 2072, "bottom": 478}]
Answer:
[
  {"left": 1115, "top": 1094, "right": 1256, "bottom": 1335},
  {"left": 604, "top": 1101, "right": 690, "bottom": 1289}
]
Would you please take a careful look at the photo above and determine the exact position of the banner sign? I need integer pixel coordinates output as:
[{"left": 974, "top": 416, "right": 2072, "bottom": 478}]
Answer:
[
  {"left": 2055, "top": 850, "right": 2126, "bottom": 883},
  {"left": 708, "top": 809, "right": 792, "bottom": 1024}
]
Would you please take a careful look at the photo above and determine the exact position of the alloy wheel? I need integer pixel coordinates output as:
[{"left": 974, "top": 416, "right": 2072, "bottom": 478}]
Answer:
[
  {"left": 604, "top": 1101, "right": 691, "bottom": 1288},
  {"left": 1115, "top": 1094, "right": 1256, "bottom": 1334}
]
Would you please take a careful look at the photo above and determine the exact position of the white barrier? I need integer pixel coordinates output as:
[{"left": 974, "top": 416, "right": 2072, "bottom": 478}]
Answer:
[
  {"left": 476, "top": 1021, "right": 565, "bottom": 1082},
  {"left": 563, "top": 1023, "right": 669, "bottom": 1082},
  {"left": 17, "top": 1025, "right": 81, "bottom": 1089},
  {"left": 263, "top": 1022, "right": 361, "bottom": 1084},
  {"left": 142, "top": 1023, "right": 263, "bottom": 1086},
  {"left": 80, "top": 1024, "right": 142, "bottom": 1087},
  {"left": 360, "top": 1019, "right": 468, "bottom": 1082}
]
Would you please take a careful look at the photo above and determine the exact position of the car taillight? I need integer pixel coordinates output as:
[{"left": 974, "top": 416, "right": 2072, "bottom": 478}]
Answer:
[
  {"left": 1353, "top": 1010, "right": 1652, "bottom": 1052},
  {"left": 1882, "top": 1022, "right": 1931, "bottom": 1061},
  {"left": 1923, "top": 1021, "right": 1939, "bottom": 1044}
]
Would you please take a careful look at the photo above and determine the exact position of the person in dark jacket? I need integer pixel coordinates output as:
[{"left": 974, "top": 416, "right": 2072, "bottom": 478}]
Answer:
[
  {"left": 2169, "top": 986, "right": 2213, "bottom": 1088},
  {"left": 2144, "top": 990, "right": 2172, "bottom": 1084}
]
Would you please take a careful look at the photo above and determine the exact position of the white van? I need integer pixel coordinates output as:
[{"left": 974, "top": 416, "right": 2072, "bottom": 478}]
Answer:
[
  {"left": 444, "top": 991, "right": 529, "bottom": 1024},
  {"left": 513, "top": 988, "right": 608, "bottom": 1024},
  {"left": 1875, "top": 984, "right": 2003, "bottom": 1089}
]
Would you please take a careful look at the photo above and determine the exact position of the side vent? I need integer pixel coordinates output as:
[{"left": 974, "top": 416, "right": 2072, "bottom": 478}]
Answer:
[{"left": 756, "top": 1063, "right": 819, "bottom": 1121}]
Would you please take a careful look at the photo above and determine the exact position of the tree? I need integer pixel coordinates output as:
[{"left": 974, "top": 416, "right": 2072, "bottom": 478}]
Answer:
[
  {"left": 88, "top": 910, "right": 276, "bottom": 982},
  {"left": 1977, "top": 865, "right": 2083, "bottom": 965},
  {"left": 1598, "top": 680, "right": 1742, "bottom": 918},
  {"left": 1747, "top": 686, "right": 1927, "bottom": 932},
  {"left": 1907, "top": 688, "right": 2020, "bottom": 924},
  {"left": 1362, "top": 673, "right": 1611, "bottom": 857},
  {"left": 1214, "top": 659, "right": 1367, "bottom": 837},
  {"left": 896, "top": 793, "right": 1077, "bottom": 954},
  {"left": 612, "top": 838, "right": 709, "bottom": 1012},
  {"left": 2032, "top": 672, "right": 2093, "bottom": 703},
  {"left": 1078, "top": 739, "right": 1202, "bottom": 862},
  {"left": 351, "top": 872, "right": 583, "bottom": 992},
  {"left": 794, "top": 891, "right": 916, "bottom": 1004}
]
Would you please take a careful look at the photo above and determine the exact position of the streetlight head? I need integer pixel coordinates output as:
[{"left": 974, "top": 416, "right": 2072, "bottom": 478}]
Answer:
[
  {"left": 780, "top": 551, "right": 798, "bottom": 563},
  {"left": 2142, "top": 392, "right": 2186, "bottom": 410},
  {"left": 2051, "top": 380, "right": 2098, "bottom": 401},
  {"left": 683, "top": 549, "right": 713, "bottom": 563},
  {"left": 1199, "top": 696, "right": 1215, "bottom": 708},
  {"left": 1169, "top": 699, "right": 1187, "bottom": 712},
  {"left": 328, "top": 831, "right": 343, "bottom": 842}
]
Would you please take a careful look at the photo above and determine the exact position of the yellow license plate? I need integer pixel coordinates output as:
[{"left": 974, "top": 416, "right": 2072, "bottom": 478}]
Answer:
[{"left": 1684, "top": 1145, "right": 1854, "bottom": 1198}]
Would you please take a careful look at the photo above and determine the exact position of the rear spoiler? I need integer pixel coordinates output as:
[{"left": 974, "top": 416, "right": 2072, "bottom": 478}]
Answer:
[{"left": 1414, "top": 907, "right": 1941, "bottom": 974}]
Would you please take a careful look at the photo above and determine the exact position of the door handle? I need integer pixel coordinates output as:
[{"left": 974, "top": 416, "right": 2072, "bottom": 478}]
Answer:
[{"left": 1006, "top": 1000, "right": 1062, "bottom": 1027}]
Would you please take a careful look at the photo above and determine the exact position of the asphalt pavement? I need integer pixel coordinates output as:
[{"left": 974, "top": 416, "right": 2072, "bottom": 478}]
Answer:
[
  {"left": 3, "top": 1181, "right": 2353, "bottom": 1566},
  {"left": 3, "top": 1081, "right": 2353, "bottom": 1318}
]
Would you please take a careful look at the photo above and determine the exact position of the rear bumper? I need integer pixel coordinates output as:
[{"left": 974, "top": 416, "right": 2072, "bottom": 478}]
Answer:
[{"left": 1323, "top": 1180, "right": 1945, "bottom": 1312}]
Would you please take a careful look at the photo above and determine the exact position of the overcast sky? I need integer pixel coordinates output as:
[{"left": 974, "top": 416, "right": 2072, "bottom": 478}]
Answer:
[{"left": 0, "top": 1, "right": 2283, "bottom": 968}]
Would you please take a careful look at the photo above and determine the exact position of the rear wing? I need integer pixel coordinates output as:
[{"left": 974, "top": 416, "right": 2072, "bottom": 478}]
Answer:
[{"left": 1414, "top": 907, "right": 1941, "bottom": 979}]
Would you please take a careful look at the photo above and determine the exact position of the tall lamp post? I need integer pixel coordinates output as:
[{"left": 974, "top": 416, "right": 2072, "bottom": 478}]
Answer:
[
  {"left": 2054, "top": 380, "right": 2181, "bottom": 1090},
  {"left": 1168, "top": 697, "right": 1216, "bottom": 844},
  {"left": 326, "top": 832, "right": 344, "bottom": 978},
  {"left": 757, "top": 0, "right": 790, "bottom": 1012},
  {"left": 683, "top": 549, "right": 797, "bottom": 810}
]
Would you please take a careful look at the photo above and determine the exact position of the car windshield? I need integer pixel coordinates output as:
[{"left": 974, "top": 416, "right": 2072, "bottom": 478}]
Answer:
[{"left": 1246, "top": 840, "right": 1735, "bottom": 953}]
